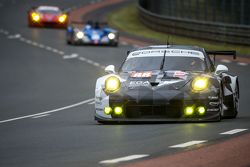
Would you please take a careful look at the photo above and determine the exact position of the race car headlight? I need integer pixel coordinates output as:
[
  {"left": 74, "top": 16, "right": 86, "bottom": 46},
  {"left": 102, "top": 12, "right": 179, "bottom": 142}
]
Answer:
[
  {"left": 184, "top": 106, "right": 194, "bottom": 116},
  {"left": 58, "top": 14, "right": 67, "bottom": 23},
  {"left": 31, "top": 12, "right": 40, "bottom": 22},
  {"left": 114, "top": 106, "right": 123, "bottom": 115},
  {"left": 197, "top": 106, "right": 206, "bottom": 115},
  {"left": 108, "top": 33, "right": 115, "bottom": 40},
  {"left": 191, "top": 77, "right": 209, "bottom": 91},
  {"left": 104, "top": 107, "right": 112, "bottom": 115},
  {"left": 104, "top": 76, "right": 120, "bottom": 93},
  {"left": 76, "top": 31, "right": 84, "bottom": 39}
]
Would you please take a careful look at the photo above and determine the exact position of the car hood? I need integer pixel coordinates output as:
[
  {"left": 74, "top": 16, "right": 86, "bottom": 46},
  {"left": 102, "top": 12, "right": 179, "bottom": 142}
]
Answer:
[{"left": 40, "top": 13, "right": 59, "bottom": 19}]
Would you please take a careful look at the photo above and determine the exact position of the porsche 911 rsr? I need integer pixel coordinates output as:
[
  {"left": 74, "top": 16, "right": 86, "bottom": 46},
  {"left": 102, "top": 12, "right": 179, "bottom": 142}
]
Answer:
[
  {"left": 28, "top": 6, "right": 68, "bottom": 28},
  {"left": 66, "top": 21, "right": 119, "bottom": 46},
  {"left": 95, "top": 45, "right": 239, "bottom": 123}
]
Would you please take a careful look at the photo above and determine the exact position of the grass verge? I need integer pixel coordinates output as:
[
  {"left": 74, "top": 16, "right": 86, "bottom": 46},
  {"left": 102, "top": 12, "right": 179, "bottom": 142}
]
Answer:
[{"left": 107, "top": 4, "right": 250, "bottom": 55}]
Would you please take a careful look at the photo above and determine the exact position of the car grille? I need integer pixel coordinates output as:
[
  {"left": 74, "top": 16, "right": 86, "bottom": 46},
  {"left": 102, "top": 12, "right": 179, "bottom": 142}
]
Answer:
[{"left": 125, "top": 100, "right": 183, "bottom": 119}]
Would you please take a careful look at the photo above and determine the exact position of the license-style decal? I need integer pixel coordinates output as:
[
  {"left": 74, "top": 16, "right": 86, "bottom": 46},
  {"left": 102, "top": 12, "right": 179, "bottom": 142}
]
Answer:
[
  {"left": 173, "top": 71, "right": 187, "bottom": 79},
  {"left": 129, "top": 81, "right": 150, "bottom": 88},
  {"left": 130, "top": 71, "right": 152, "bottom": 78}
]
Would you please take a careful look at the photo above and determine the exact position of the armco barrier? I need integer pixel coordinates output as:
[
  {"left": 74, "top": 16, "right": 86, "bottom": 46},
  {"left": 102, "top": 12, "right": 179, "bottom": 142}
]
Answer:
[{"left": 138, "top": 0, "right": 250, "bottom": 45}]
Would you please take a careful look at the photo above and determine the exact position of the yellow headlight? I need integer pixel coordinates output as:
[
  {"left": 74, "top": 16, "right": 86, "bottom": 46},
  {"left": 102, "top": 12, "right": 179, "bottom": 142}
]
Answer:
[
  {"left": 197, "top": 106, "right": 206, "bottom": 115},
  {"left": 192, "top": 77, "right": 209, "bottom": 91},
  {"left": 105, "top": 76, "right": 120, "bottom": 93},
  {"left": 31, "top": 12, "right": 40, "bottom": 22},
  {"left": 58, "top": 14, "right": 67, "bottom": 23},
  {"left": 184, "top": 106, "right": 194, "bottom": 116},
  {"left": 114, "top": 107, "right": 123, "bottom": 115},
  {"left": 104, "top": 107, "right": 112, "bottom": 115}
]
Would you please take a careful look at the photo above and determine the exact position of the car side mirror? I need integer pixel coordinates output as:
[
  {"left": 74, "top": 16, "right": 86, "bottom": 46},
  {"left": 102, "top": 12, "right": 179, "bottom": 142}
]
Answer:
[
  {"left": 215, "top": 64, "right": 228, "bottom": 75},
  {"left": 105, "top": 65, "right": 115, "bottom": 74}
]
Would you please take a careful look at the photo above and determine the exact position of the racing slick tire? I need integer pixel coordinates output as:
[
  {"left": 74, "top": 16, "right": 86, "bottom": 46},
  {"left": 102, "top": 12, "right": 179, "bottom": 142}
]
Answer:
[
  {"left": 230, "top": 83, "right": 239, "bottom": 118},
  {"left": 223, "top": 83, "right": 239, "bottom": 119}
]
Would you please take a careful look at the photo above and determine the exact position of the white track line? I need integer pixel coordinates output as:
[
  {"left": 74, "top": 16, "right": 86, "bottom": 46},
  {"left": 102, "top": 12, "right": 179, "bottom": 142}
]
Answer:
[
  {"left": 32, "top": 114, "right": 50, "bottom": 119},
  {"left": 169, "top": 140, "right": 207, "bottom": 148},
  {"left": 237, "top": 62, "right": 248, "bottom": 66},
  {"left": 63, "top": 53, "right": 78, "bottom": 59},
  {"left": 58, "top": 51, "right": 64, "bottom": 55},
  {"left": 78, "top": 57, "right": 86, "bottom": 61},
  {"left": 78, "top": 57, "right": 103, "bottom": 68},
  {"left": 26, "top": 40, "right": 32, "bottom": 44},
  {"left": 220, "top": 129, "right": 248, "bottom": 135},
  {"left": 0, "top": 98, "right": 94, "bottom": 124},
  {"left": 8, "top": 34, "right": 21, "bottom": 39},
  {"left": 100, "top": 154, "right": 149, "bottom": 164},
  {"left": 19, "top": 37, "right": 26, "bottom": 42},
  {"left": 87, "top": 59, "right": 94, "bottom": 64},
  {"left": 220, "top": 59, "right": 231, "bottom": 63},
  {"left": 92, "top": 62, "right": 100, "bottom": 67},
  {"left": 1, "top": 29, "right": 104, "bottom": 69},
  {"left": 88, "top": 101, "right": 95, "bottom": 105},
  {"left": 31, "top": 42, "right": 38, "bottom": 46},
  {"left": 45, "top": 46, "right": 52, "bottom": 51},
  {"left": 38, "top": 44, "right": 44, "bottom": 48},
  {"left": 52, "top": 49, "right": 58, "bottom": 53}
]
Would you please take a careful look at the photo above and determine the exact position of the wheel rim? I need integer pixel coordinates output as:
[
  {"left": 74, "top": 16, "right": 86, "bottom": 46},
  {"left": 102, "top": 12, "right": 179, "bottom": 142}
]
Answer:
[
  {"left": 220, "top": 88, "right": 224, "bottom": 117},
  {"left": 234, "top": 86, "right": 239, "bottom": 113}
]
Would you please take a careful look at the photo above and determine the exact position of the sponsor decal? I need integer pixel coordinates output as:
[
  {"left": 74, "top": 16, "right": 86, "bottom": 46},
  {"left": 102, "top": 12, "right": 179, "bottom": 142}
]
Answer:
[
  {"left": 129, "top": 81, "right": 150, "bottom": 88},
  {"left": 129, "top": 49, "right": 204, "bottom": 59},
  {"left": 130, "top": 71, "right": 152, "bottom": 78},
  {"left": 92, "top": 34, "right": 100, "bottom": 40},
  {"left": 173, "top": 71, "right": 187, "bottom": 79}
]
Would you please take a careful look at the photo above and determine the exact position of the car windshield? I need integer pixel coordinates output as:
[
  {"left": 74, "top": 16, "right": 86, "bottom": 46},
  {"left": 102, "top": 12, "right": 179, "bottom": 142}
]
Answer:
[
  {"left": 37, "top": 9, "right": 61, "bottom": 14},
  {"left": 121, "top": 56, "right": 206, "bottom": 72}
]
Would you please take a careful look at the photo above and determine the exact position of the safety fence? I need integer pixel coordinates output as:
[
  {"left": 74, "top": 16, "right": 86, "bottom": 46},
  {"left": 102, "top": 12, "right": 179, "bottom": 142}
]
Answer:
[{"left": 138, "top": 0, "right": 250, "bottom": 45}]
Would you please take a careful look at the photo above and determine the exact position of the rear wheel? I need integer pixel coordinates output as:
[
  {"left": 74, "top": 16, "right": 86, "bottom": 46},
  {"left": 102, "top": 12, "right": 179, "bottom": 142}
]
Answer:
[
  {"left": 231, "top": 84, "right": 239, "bottom": 118},
  {"left": 223, "top": 83, "right": 239, "bottom": 118},
  {"left": 216, "top": 85, "right": 224, "bottom": 121}
]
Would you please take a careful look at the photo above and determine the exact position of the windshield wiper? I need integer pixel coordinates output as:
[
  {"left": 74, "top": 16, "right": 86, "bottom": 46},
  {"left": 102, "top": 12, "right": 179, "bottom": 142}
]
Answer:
[{"left": 160, "top": 50, "right": 167, "bottom": 71}]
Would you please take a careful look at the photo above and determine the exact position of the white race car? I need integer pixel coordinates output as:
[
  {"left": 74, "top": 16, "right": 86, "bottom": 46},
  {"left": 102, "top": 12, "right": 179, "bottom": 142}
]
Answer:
[{"left": 95, "top": 45, "right": 239, "bottom": 123}]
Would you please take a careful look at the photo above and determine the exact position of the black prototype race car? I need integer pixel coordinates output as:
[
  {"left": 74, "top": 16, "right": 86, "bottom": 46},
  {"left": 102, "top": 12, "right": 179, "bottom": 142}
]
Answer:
[{"left": 95, "top": 45, "right": 239, "bottom": 123}]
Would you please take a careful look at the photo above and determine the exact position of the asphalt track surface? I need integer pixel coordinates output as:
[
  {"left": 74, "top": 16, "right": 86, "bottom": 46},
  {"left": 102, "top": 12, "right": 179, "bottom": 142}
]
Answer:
[{"left": 0, "top": 0, "right": 250, "bottom": 167}]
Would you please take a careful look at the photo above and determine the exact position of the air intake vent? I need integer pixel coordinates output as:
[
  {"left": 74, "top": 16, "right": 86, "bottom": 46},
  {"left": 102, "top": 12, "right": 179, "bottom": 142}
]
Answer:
[{"left": 150, "top": 82, "right": 159, "bottom": 86}]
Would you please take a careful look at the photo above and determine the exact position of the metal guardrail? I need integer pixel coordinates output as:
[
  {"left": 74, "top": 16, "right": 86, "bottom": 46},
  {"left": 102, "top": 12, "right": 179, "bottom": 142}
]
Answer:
[{"left": 138, "top": 0, "right": 250, "bottom": 45}]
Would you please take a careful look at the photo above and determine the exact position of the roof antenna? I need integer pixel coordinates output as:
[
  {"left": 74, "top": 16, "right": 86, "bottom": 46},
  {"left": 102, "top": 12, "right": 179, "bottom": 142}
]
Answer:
[{"left": 166, "top": 36, "right": 170, "bottom": 46}]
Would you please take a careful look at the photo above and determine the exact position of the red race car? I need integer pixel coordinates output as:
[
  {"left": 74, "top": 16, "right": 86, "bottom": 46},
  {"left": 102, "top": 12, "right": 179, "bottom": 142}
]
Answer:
[{"left": 28, "top": 6, "right": 68, "bottom": 28}]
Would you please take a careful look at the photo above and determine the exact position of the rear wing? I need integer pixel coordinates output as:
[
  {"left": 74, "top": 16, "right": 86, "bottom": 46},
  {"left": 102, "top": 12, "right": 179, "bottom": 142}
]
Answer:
[{"left": 206, "top": 50, "right": 236, "bottom": 64}]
